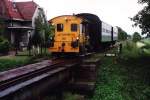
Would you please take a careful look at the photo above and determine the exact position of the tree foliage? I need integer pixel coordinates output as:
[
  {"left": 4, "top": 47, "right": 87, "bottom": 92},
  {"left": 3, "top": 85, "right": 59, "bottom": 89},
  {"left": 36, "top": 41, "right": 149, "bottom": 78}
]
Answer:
[
  {"left": 44, "top": 23, "right": 55, "bottom": 44},
  {"left": 0, "top": 36, "right": 10, "bottom": 54},
  {"left": 132, "top": 32, "right": 142, "bottom": 42},
  {"left": 30, "top": 15, "right": 44, "bottom": 47},
  {"left": 30, "top": 14, "right": 54, "bottom": 47},
  {"left": 138, "top": 0, "right": 149, "bottom": 3},
  {"left": 117, "top": 27, "right": 128, "bottom": 41},
  {"left": 132, "top": 0, "right": 150, "bottom": 37},
  {"left": 28, "top": 12, "right": 54, "bottom": 55}
]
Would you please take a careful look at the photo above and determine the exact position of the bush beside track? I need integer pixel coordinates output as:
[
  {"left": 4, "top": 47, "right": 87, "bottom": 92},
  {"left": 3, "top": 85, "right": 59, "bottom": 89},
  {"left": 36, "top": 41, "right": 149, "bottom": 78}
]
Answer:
[{"left": 0, "top": 36, "right": 10, "bottom": 54}]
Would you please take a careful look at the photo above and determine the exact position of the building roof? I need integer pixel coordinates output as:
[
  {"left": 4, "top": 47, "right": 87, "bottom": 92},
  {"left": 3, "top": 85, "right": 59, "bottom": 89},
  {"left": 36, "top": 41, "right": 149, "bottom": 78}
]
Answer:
[
  {"left": 3, "top": 0, "right": 38, "bottom": 21},
  {"left": 16, "top": 2, "right": 37, "bottom": 20}
]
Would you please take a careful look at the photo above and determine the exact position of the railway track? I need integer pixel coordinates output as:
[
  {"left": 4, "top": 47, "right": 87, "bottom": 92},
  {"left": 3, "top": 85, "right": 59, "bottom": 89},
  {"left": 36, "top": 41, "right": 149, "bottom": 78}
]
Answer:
[
  {"left": 0, "top": 58, "right": 80, "bottom": 99},
  {"left": 0, "top": 53, "right": 111, "bottom": 100}
]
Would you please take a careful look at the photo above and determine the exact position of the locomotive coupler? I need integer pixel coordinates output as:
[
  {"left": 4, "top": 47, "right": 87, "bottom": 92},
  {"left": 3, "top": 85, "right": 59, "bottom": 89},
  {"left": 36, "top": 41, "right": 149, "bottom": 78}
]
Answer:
[{"left": 61, "top": 42, "right": 65, "bottom": 52}]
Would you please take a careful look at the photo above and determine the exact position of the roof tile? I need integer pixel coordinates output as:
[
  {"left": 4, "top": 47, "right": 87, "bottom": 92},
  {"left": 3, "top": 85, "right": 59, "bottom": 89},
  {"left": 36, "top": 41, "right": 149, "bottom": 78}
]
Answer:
[
  {"left": 16, "top": 1, "right": 37, "bottom": 20},
  {"left": 3, "top": 0, "right": 37, "bottom": 20}
]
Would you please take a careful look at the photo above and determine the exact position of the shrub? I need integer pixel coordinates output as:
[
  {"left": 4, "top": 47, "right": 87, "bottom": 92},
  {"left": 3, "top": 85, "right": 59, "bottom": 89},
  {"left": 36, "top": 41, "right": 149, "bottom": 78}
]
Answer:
[
  {"left": 121, "top": 41, "right": 141, "bottom": 59},
  {"left": 132, "top": 32, "right": 141, "bottom": 42},
  {"left": 0, "top": 36, "right": 10, "bottom": 54}
]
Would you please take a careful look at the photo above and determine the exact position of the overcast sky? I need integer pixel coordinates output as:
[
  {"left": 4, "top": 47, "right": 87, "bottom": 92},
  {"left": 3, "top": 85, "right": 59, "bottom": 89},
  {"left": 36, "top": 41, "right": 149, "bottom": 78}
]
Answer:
[{"left": 16, "top": 0, "right": 144, "bottom": 35}]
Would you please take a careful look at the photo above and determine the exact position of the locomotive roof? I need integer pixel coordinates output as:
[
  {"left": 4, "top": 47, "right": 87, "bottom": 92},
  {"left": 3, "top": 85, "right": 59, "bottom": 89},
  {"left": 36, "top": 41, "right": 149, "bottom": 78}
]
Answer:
[{"left": 49, "top": 15, "right": 83, "bottom": 23}]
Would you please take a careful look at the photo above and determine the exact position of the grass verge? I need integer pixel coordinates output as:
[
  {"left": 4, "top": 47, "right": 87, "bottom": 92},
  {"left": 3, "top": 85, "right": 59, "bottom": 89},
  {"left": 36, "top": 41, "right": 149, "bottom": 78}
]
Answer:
[
  {"left": 92, "top": 57, "right": 125, "bottom": 100},
  {"left": 92, "top": 55, "right": 150, "bottom": 100},
  {"left": 0, "top": 56, "right": 32, "bottom": 72}
]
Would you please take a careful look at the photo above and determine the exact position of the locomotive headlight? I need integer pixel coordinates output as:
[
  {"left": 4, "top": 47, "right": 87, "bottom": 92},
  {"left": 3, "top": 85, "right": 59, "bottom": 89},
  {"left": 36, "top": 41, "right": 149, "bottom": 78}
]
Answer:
[
  {"left": 65, "top": 17, "right": 67, "bottom": 20},
  {"left": 76, "top": 37, "right": 79, "bottom": 40}
]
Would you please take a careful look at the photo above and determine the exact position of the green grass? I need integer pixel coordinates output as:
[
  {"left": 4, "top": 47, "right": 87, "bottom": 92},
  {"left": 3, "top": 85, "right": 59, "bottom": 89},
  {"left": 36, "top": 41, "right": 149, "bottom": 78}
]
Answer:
[
  {"left": 0, "top": 51, "right": 52, "bottom": 72},
  {"left": 92, "top": 57, "right": 126, "bottom": 100},
  {"left": 63, "top": 93, "right": 84, "bottom": 100},
  {"left": 92, "top": 41, "right": 150, "bottom": 100},
  {"left": 0, "top": 48, "right": 52, "bottom": 72},
  {"left": 16, "top": 48, "right": 51, "bottom": 56},
  {"left": 121, "top": 40, "right": 150, "bottom": 59},
  {"left": 0, "top": 56, "right": 32, "bottom": 72},
  {"left": 119, "top": 56, "right": 150, "bottom": 99},
  {"left": 121, "top": 41, "right": 141, "bottom": 59},
  {"left": 17, "top": 50, "right": 29, "bottom": 56},
  {"left": 92, "top": 56, "right": 150, "bottom": 100}
]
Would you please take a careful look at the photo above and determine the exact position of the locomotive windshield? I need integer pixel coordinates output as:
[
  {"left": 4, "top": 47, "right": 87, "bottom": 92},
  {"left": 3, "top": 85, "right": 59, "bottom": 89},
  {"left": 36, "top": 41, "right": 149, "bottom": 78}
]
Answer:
[
  {"left": 71, "top": 24, "right": 78, "bottom": 32},
  {"left": 57, "top": 24, "right": 63, "bottom": 32}
]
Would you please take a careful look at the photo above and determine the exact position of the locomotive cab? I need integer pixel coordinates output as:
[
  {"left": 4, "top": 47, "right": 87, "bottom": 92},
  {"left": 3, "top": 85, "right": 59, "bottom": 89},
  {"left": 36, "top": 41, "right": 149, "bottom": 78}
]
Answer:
[{"left": 48, "top": 15, "right": 87, "bottom": 54}]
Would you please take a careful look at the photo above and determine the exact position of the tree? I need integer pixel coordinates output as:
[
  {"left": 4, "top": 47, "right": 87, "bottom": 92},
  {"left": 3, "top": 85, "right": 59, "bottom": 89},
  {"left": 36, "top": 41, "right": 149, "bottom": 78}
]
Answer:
[
  {"left": 132, "top": 0, "right": 150, "bottom": 37},
  {"left": 117, "top": 27, "right": 128, "bottom": 41},
  {"left": 33, "top": 15, "right": 44, "bottom": 46},
  {"left": 29, "top": 12, "right": 53, "bottom": 55},
  {"left": 43, "top": 23, "right": 55, "bottom": 46},
  {"left": 0, "top": 18, "right": 5, "bottom": 35},
  {"left": 127, "top": 34, "right": 132, "bottom": 39},
  {"left": 132, "top": 32, "right": 142, "bottom": 42},
  {"left": 0, "top": 36, "right": 10, "bottom": 54},
  {"left": 138, "top": 0, "right": 149, "bottom": 3},
  {"left": 42, "top": 23, "right": 55, "bottom": 54},
  {"left": 29, "top": 14, "right": 45, "bottom": 55}
]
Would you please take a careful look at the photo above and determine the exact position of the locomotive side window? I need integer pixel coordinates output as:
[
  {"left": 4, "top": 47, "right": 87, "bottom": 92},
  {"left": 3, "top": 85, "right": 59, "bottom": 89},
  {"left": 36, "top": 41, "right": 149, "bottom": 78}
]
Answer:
[
  {"left": 71, "top": 24, "right": 78, "bottom": 32},
  {"left": 57, "top": 24, "right": 63, "bottom": 32}
]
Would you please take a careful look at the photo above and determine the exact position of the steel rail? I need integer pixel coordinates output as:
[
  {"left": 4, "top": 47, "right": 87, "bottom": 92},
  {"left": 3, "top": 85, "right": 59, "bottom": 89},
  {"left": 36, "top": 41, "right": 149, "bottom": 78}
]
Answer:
[
  {"left": 0, "top": 59, "right": 76, "bottom": 91},
  {"left": 0, "top": 66, "right": 68, "bottom": 98}
]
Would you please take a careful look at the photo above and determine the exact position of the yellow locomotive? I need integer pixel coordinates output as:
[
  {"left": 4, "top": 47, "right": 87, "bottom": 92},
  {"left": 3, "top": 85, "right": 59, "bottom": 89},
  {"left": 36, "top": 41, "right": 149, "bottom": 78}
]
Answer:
[{"left": 48, "top": 15, "right": 89, "bottom": 54}]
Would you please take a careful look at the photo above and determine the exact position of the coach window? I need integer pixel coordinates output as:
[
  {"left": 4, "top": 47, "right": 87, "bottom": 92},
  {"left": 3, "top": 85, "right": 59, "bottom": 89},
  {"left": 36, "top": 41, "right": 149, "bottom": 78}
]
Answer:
[
  {"left": 71, "top": 24, "right": 78, "bottom": 32},
  {"left": 57, "top": 24, "right": 63, "bottom": 32}
]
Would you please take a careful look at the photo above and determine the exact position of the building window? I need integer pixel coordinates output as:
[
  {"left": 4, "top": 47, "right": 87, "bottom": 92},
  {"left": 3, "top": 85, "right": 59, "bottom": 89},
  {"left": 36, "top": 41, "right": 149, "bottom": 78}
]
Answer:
[
  {"left": 57, "top": 24, "right": 63, "bottom": 32},
  {"left": 71, "top": 24, "right": 78, "bottom": 32}
]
